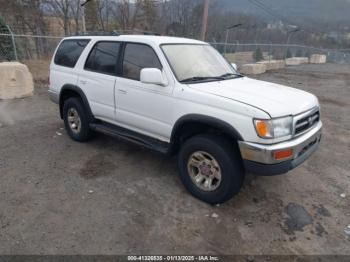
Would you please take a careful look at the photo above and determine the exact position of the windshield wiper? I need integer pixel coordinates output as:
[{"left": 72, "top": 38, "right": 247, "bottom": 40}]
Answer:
[
  {"left": 179, "top": 76, "right": 224, "bottom": 83},
  {"left": 218, "top": 73, "right": 244, "bottom": 79},
  {"left": 180, "top": 73, "right": 244, "bottom": 83}
]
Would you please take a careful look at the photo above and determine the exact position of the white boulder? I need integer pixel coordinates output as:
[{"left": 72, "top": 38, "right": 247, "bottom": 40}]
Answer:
[{"left": 0, "top": 62, "right": 34, "bottom": 100}]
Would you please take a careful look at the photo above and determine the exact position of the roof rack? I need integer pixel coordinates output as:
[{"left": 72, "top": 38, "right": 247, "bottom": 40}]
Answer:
[
  {"left": 74, "top": 31, "right": 120, "bottom": 36},
  {"left": 120, "top": 29, "right": 160, "bottom": 36},
  {"left": 143, "top": 32, "right": 161, "bottom": 36}
]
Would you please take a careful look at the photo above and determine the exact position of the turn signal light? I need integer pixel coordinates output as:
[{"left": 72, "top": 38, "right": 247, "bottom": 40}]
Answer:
[
  {"left": 256, "top": 121, "right": 268, "bottom": 137},
  {"left": 274, "top": 149, "right": 293, "bottom": 160}
]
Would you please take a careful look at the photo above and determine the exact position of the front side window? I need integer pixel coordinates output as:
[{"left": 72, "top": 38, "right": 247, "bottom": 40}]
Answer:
[
  {"left": 54, "top": 39, "right": 90, "bottom": 68},
  {"left": 85, "top": 41, "right": 121, "bottom": 75},
  {"left": 122, "top": 43, "right": 162, "bottom": 81},
  {"left": 161, "top": 44, "right": 239, "bottom": 83}
]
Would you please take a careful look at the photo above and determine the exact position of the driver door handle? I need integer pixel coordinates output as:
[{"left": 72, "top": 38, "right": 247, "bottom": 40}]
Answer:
[{"left": 118, "top": 89, "right": 127, "bottom": 94}]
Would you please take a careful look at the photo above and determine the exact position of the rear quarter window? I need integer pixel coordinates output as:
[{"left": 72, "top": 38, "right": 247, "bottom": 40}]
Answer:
[{"left": 54, "top": 39, "right": 90, "bottom": 68}]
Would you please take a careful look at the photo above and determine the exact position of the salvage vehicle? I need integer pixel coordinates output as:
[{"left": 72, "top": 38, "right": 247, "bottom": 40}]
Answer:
[{"left": 49, "top": 35, "right": 322, "bottom": 204}]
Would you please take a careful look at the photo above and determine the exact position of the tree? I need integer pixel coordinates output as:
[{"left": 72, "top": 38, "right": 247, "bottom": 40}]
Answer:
[
  {"left": 95, "top": 0, "right": 115, "bottom": 32},
  {"left": 85, "top": 0, "right": 99, "bottom": 31},
  {"left": 112, "top": 0, "right": 142, "bottom": 32},
  {"left": 5, "top": 0, "right": 49, "bottom": 59},
  {"left": 47, "top": 0, "right": 71, "bottom": 35},
  {"left": 0, "top": 16, "right": 14, "bottom": 61},
  {"left": 138, "top": 0, "right": 158, "bottom": 31},
  {"left": 70, "top": 0, "right": 82, "bottom": 34},
  {"left": 253, "top": 47, "right": 263, "bottom": 62}
]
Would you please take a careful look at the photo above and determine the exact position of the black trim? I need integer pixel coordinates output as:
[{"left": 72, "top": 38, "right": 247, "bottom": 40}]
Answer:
[
  {"left": 117, "top": 42, "right": 126, "bottom": 76},
  {"left": 90, "top": 121, "right": 170, "bottom": 154},
  {"left": 59, "top": 85, "right": 94, "bottom": 121},
  {"left": 243, "top": 160, "right": 292, "bottom": 176},
  {"left": 169, "top": 114, "right": 243, "bottom": 153}
]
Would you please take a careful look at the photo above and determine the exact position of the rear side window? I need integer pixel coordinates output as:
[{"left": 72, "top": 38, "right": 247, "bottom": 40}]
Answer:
[
  {"left": 122, "top": 43, "right": 162, "bottom": 81},
  {"left": 54, "top": 39, "right": 90, "bottom": 68},
  {"left": 85, "top": 41, "right": 121, "bottom": 75}
]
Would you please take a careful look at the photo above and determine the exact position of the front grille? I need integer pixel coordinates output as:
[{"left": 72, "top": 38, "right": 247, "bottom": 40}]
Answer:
[{"left": 295, "top": 110, "right": 320, "bottom": 135}]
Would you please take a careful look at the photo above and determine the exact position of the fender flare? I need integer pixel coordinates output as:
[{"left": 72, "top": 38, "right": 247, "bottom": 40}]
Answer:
[
  {"left": 169, "top": 114, "right": 244, "bottom": 152},
  {"left": 59, "top": 84, "right": 94, "bottom": 121}
]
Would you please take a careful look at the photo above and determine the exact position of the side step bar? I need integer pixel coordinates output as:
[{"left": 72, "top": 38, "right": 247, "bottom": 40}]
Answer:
[{"left": 89, "top": 121, "right": 170, "bottom": 154}]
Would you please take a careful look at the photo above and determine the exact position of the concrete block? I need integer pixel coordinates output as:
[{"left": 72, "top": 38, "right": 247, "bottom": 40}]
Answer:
[
  {"left": 310, "top": 54, "right": 327, "bottom": 64},
  {"left": 240, "top": 63, "right": 266, "bottom": 75},
  {"left": 285, "top": 57, "right": 309, "bottom": 66},
  {"left": 298, "top": 57, "right": 309, "bottom": 64},
  {"left": 257, "top": 60, "right": 285, "bottom": 70},
  {"left": 0, "top": 62, "right": 34, "bottom": 99},
  {"left": 225, "top": 52, "right": 271, "bottom": 67}
]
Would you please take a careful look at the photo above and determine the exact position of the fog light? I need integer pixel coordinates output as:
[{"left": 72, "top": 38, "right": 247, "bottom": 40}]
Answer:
[{"left": 274, "top": 149, "right": 293, "bottom": 160}]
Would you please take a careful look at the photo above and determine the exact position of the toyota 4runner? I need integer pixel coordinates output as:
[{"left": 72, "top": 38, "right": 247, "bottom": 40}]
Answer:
[{"left": 49, "top": 35, "right": 322, "bottom": 204}]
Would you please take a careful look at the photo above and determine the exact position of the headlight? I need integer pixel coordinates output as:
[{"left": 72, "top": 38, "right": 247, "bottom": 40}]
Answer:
[{"left": 254, "top": 116, "right": 293, "bottom": 139}]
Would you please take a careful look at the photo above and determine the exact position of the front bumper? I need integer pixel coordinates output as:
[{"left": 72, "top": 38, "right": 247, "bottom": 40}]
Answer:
[{"left": 238, "top": 121, "right": 322, "bottom": 176}]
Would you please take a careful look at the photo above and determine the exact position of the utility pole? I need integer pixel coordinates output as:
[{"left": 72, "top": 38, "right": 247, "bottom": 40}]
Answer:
[
  {"left": 285, "top": 27, "right": 300, "bottom": 59},
  {"left": 200, "top": 0, "right": 209, "bottom": 41},
  {"left": 224, "top": 23, "right": 242, "bottom": 55}
]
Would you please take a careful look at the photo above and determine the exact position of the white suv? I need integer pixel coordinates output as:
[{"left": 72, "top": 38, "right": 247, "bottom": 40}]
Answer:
[{"left": 49, "top": 35, "right": 322, "bottom": 204}]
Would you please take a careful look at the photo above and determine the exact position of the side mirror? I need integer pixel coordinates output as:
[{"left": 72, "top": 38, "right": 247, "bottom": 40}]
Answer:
[
  {"left": 140, "top": 68, "right": 166, "bottom": 86},
  {"left": 231, "top": 63, "right": 238, "bottom": 71}
]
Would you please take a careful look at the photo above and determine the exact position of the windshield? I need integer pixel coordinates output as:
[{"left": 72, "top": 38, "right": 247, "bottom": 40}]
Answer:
[{"left": 161, "top": 44, "right": 240, "bottom": 83}]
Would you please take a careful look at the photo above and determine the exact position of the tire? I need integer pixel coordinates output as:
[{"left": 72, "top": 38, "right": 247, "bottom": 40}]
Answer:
[
  {"left": 178, "top": 134, "right": 244, "bottom": 204},
  {"left": 63, "top": 97, "right": 93, "bottom": 142}
]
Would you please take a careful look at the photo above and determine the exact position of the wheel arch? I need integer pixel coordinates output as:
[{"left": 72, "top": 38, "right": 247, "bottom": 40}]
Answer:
[
  {"left": 169, "top": 114, "right": 244, "bottom": 154},
  {"left": 59, "top": 84, "right": 94, "bottom": 121}
]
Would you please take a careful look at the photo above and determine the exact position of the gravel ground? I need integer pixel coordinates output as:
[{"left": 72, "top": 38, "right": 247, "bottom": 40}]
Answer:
[{"left": 0, "top": 63, "right": 349, "bottom": 255}]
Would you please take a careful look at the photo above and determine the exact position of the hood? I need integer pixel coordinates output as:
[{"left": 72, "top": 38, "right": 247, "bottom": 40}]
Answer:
[{"left": 188, "top": 77, "right": 318, "bottom": 118}]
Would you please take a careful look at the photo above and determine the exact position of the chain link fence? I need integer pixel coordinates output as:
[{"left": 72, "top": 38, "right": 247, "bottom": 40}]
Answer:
[
  {"left": 1, "top": 33, "right": 350, "bottom": 84},
  {"left": 1, "top": 33, "right": 350, "bottom": 64},
  {"left": 210, "top": 42, "right": 350, "bottom": 66},
  {"left": 0, "top": 34, "right": 63, "bottom": 84},
  {"left": 0, "top": 33, "right": 63, "bottom": 62}
]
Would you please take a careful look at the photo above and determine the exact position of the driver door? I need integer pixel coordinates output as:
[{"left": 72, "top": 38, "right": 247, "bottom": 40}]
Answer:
[{"left": 115, "top": 43, "right": 174, "bottom": 141}]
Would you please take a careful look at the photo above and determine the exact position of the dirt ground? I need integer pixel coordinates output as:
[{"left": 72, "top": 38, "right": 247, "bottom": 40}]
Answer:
[{"left": 0, "top": 64, "right": 349, "bottom": 255}]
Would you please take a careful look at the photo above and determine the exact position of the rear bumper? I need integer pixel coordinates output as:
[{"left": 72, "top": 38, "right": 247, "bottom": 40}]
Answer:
[{"left": 238, "top": 121, "right": 322, "bottom": 176}]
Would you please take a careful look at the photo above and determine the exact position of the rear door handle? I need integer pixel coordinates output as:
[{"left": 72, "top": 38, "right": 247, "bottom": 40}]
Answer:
[{"left": 118, "top": 89, "right": 127, "bottom": 94}]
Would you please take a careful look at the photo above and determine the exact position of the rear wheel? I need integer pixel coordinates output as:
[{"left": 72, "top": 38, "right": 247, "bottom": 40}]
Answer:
[
  {"left": 63, "top": 97, "right": 93, "bottom": 142},
  {"left": 178, "top": 134, "right": 244, "bottom": 204}
]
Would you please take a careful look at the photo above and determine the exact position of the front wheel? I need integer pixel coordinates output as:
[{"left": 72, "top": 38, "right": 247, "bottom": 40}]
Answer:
[{"left": 178, "top": 134, "right": 244, "bottom": 204}]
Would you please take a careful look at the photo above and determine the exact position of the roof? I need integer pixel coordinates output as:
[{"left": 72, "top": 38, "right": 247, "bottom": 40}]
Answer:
[{"left": 64, "top": 34, "right": 206, "bottom": 46}]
